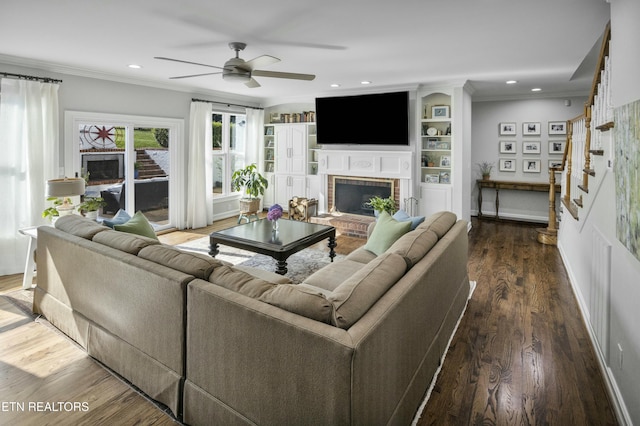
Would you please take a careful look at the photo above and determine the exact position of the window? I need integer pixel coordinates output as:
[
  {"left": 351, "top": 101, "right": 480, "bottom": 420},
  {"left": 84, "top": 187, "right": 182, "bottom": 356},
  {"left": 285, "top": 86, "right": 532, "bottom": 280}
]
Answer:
[{"left": 212, "top": 111, "right": 246, "bottom": 197}]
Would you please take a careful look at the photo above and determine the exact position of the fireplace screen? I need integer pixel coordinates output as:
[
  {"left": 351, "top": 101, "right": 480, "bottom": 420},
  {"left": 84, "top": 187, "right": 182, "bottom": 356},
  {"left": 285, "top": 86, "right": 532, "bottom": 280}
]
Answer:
[{"left": 331, "top": 176, "right": 396, "bottom": 216}]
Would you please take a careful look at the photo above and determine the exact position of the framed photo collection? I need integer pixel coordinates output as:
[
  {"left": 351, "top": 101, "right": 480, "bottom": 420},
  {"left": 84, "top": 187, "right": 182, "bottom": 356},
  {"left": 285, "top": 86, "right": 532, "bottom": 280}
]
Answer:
[{"left": 488, "top": 120, "right": 568, "bottom": 176}]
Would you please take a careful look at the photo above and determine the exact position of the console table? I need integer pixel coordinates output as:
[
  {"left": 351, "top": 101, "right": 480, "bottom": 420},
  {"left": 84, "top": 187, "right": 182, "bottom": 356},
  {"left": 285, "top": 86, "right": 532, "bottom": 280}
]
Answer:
[{"left": 477, "top": 179, "right": 561, "bottom": 221}]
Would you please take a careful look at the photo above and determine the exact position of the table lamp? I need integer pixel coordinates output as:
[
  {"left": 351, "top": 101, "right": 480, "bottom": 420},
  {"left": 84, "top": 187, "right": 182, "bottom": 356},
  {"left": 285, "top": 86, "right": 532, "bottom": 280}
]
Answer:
[{"left": 46, "top": 177, "right": 85, "bottom": 216}]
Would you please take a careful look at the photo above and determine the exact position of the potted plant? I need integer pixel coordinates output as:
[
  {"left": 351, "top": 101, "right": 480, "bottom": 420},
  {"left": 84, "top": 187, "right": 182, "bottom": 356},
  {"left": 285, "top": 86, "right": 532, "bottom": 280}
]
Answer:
[
  {"left": 231, "top": 163, "right": 268, "bottom": 213},
  {"left": 42, "top": 196, "right": 75, "bottom": 222},
  {"left": 477, "top": 161, "right": 494, "bottom": 180},
  {"left": 79, "top": 197, "right": 106, "bottom": 220},
  {"left": 366, "top": 195, "right": 396, "bottom": 217}
]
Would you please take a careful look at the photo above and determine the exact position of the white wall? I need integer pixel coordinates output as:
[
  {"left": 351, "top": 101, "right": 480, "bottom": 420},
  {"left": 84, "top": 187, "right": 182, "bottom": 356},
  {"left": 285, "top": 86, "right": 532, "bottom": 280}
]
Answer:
[
  {"left": 558, "top": 1, "right": 640, "bottom": 423},
  {"left": 470, "top": 97, "right": 586, "bottom": 222}
]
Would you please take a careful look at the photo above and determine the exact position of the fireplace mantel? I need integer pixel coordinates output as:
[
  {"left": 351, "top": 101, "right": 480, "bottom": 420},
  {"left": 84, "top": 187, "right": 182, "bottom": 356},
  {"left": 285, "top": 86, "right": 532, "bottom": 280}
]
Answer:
[
  {"left": 316, "top": 150, "right": 413, "bottom": 214},
  {"left": 317, "top": 150, "right": 413, "bottom": 179}
]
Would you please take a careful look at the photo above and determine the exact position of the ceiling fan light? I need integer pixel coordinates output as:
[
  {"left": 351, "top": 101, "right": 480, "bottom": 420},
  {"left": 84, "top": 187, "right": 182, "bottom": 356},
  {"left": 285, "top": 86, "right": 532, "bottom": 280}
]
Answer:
[{"left": 222, "top": 72, "right": 251, "bottom": 83}]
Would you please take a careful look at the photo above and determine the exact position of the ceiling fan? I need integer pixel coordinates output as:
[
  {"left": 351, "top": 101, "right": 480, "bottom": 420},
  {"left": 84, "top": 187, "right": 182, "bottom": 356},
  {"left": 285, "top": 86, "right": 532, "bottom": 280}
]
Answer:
[{"left": 155, "top": 42, "right": 315, "bottom": 88}]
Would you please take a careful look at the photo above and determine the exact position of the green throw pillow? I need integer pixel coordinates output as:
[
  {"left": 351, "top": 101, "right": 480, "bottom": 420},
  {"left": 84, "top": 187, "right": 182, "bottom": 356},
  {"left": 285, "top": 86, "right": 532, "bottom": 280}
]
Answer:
[
  {"left": 364, "top": 211, "right": 411, "bottom": 256},
  {"left": 114, "top": 211, "right": 157, "bottom": 240}
]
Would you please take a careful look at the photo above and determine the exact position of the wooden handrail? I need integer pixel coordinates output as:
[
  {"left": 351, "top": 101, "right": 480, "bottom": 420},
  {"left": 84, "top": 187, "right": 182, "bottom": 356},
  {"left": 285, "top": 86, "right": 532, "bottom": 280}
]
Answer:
[{"left": 540, "top": 21, "right": 611, "bottom": 238}]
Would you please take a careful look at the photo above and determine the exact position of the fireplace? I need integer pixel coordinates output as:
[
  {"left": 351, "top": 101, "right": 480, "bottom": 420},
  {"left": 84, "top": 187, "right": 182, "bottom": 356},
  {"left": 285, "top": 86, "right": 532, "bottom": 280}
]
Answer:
[
  {"left": 82, "top": 152, "right": 124, "bottom": 182},
  {"left": 329, "top": 175, "right": 399, "bottom": 217}
]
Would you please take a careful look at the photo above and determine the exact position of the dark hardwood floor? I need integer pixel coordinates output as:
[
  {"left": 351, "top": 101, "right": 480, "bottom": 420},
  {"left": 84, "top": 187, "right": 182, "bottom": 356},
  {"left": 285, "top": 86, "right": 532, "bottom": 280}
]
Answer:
[
  {"left": 0, "top": 217, "right": 619, "bottom": 424},
  {"left": 417, "top": 218, "right": 618, "bottom": 425}
]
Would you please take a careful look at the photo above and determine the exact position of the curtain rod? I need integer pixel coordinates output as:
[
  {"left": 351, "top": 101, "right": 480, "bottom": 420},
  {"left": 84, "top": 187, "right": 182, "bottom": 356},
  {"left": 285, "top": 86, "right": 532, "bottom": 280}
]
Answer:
[
  {"left": 0, "top": 71, "right": 62, "bottom": 84},
  {"left": 192, "top": 98, "right": 263, "bottom": 110}
]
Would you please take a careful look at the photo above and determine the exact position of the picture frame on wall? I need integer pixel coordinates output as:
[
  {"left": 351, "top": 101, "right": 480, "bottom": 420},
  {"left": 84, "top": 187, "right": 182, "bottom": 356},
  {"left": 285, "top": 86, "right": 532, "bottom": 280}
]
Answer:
[
  {"left": 549, "top": 140, "right": 565, "bottom": 154},
  {"left": 499, "top": 122, "right": 517, "bottom": 136},
  {"left": 548, "top": 160, "right": 563, "bottom": 171},
  {"left": 523, "top": 122, "right": 541, "bottom": 135},
  {"left": 524, "top": 159, "right": 541, "bottom": 173},
  {"left": 499, "top": 141, "right": 517, "bottom": 154},
  {"left": 432, "top": 105, "right": 450, "bottom": 119},
  {"left": 548, "top": 121, "right": 567, "bottom": 135},
  {"left": 499, "top": 158, "right": 516, "bottom": 172},
  {"left": 523, "top": 141, "right": 541, "bottom": 154}
]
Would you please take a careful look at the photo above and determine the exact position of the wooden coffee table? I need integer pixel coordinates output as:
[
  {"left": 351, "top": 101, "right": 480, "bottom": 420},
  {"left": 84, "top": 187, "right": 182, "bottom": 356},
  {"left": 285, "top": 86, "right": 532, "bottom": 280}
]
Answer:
[{"left": 209, "top": 219, "right": 337, "bottom": 275}]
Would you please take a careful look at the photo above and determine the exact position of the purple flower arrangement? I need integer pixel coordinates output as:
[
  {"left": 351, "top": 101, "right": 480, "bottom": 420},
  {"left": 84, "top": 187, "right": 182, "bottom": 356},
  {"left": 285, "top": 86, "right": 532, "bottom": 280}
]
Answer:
[{"left": 267, "top": 204, "right": 283, "bottom": 221}]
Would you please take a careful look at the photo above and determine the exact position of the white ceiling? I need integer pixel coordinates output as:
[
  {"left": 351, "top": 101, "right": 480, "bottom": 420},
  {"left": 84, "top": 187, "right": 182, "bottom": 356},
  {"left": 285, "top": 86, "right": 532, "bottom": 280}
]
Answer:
[{"left": 0, "top": 0, "right": 610, "bottom": 105}]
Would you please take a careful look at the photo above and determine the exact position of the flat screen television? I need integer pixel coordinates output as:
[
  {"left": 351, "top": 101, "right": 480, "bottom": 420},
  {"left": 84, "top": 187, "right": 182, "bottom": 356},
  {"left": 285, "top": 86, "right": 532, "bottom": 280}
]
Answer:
[{"left": 315, "top": 91, "right": 409, "bottom": 145}]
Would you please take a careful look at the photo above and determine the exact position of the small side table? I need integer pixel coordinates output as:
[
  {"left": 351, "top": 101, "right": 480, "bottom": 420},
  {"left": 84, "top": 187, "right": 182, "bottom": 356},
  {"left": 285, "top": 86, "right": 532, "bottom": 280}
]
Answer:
[{"left": 18, "top": 226, "right": 39, "bottom": 290}]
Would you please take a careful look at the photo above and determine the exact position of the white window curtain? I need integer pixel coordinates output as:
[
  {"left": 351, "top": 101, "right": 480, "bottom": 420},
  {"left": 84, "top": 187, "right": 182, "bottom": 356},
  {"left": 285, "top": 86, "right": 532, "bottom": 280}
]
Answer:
[
  {"left": 0, "top": 78, "right": 59, "bottom": 275},
  {"left": 185, "top": 101, "right": 213, "bottom": 229},
  {"left": 245, "top": 107, "right": 264, "bottom": 166}
]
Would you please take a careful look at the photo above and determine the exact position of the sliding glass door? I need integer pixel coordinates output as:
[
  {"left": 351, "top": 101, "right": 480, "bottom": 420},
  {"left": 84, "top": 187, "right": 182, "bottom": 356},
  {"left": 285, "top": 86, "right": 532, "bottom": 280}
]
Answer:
[{"left": 67, "top": 112, "right": 182, "bottom": 231}]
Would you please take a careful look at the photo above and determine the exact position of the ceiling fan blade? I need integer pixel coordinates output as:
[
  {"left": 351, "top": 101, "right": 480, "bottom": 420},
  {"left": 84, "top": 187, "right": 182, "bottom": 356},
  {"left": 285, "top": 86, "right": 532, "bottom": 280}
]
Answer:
[
  {"left": 169, "top": 72, "right": 222, "bottom": 79},
  {"left": 252, "top": 70, "right": 315, "bottom": 81},
  {"left": 245, "top": 78, "right": 261, "bottom": 88},
  {"left": 154, "top": 56, "right": 227, "bottom": 70},
  {"left": 243, "top": 55, "right": 280, "bottom": 71}
]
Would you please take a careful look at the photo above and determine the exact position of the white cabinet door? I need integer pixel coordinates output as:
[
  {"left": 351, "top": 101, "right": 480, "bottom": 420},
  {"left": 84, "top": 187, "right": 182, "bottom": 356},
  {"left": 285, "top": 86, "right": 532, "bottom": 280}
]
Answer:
[
  {"left": 419, "top": 184, "right": 452, "bottom": 217},
  {"left": 274, "top": 124, "right": 307, "bottom": 175},
  {"left": 274, "top": 174, "right": 307, "bottom": 207}
]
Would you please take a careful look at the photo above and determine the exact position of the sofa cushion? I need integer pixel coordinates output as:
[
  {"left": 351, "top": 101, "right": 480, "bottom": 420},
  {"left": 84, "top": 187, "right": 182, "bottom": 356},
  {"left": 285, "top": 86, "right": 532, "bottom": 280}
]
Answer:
[
  {"left": 114, "top": 211, "right": 157, "bottom": 240},
  {"left": 54, "top": 214, "right": 109, "bottom": 240},
  {"left": 415, "top": 211, "right": 457, "bottom": 238},
  {"left": 363, "top": 211, "right": 411, "bottom": 256},
  {"left": 258, "top": 284, "right": 332, "bottom": 324},
  {"left": 209, "top": 265, "right": 280, "bottom": 298},
  {"left": 138, "top": 245, "right": 226, "bottom": 280},
  {"left": 102, "top": 209, "right": 131, "bottom": 228},
  {"left": 234, "top": 265, "right": 292, "bottom": 284},
  {"left": 92, "top": 229, "right": 160, "bottom": 255},
  {"left": 345, "top": 247, "right": 377, "bottom": 265},
  {"left": 302, "top": 259, "right": 368, "bottom": 292},
  {"left": 392, "top": 209, "right": 426, "bottom": 230},
  {"left": 388, "top": 228, "right": 439, "bottom": 269},
  {"left": 328, "top": 252, "right": 407, "bottom": 329},
  {"left": 209, "top": 265, "right": 330, "bottom": 322}
]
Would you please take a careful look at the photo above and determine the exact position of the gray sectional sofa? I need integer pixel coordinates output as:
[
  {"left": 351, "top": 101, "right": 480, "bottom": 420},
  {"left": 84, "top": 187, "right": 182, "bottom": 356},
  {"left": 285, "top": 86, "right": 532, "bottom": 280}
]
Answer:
[{"left": 34, "top": 211, "right": 470, "bottom": 425}]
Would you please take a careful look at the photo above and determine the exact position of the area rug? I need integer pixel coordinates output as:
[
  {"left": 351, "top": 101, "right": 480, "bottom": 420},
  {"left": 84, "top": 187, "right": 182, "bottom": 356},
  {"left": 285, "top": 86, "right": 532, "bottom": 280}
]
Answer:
[{"left": 175, "top": 236, "right": 344, "bottom": 284}]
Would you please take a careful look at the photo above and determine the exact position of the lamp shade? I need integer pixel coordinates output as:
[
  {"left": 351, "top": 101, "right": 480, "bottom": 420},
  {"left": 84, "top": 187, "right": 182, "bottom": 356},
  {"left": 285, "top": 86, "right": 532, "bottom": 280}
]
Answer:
[{"left": 46, "top": 178, "right": 85, "bottom": 197}]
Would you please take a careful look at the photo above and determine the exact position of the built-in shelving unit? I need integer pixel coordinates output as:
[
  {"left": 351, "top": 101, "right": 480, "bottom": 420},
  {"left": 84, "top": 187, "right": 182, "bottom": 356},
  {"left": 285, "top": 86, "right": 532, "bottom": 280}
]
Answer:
[
  {"left": 262, "top": 111, "right": 318, "bottom": 208},
  {"left": 420, "top": 93, "right": 452, "bottom": 185}
]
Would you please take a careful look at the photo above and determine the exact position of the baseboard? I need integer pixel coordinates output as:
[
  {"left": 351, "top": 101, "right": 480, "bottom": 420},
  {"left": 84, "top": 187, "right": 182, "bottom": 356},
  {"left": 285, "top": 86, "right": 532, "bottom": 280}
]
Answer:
[
  {"left": 470, "top": 209, "right": 549, "bottom": 223},
  {"left": 557, "top": 242, "right": 632, "bottom": 425}
]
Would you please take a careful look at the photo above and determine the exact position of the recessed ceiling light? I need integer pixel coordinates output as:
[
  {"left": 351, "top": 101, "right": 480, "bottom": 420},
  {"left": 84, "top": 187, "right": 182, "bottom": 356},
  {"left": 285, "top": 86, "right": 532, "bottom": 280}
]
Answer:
[
  {"left": 330, "top": 83, "right": 341, "bottom": 88},
  {"left": 506, "top": 80, "right": 517, "bottom": 84},
  {"left": 531, "top": 87, "right": 542, "bottom": 92},
  {"left": 361, "top": 80, "right": 372, "bottom": 85},
  {"left": 128, "top": 64, "right": 142, "bottom": 69}
]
